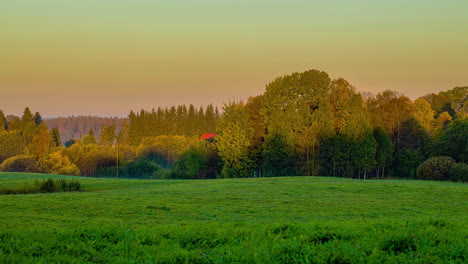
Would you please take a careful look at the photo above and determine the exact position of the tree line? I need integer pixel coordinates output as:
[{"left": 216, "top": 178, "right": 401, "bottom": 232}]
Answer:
[{"left": 0, "top": 69, "right": 467, "bottom": 181}]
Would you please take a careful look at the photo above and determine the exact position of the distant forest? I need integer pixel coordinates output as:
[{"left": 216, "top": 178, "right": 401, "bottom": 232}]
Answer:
[{"left": 1, "top": 69, "right": 467, "bottom": 181}]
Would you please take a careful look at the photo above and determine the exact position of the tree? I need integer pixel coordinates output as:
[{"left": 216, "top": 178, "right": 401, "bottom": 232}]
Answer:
[
  {"left": 20, "top": 107, "right": 34, "bottom": 131},
  {"left": 216, "top": 102, "right": 254, "bottom": 178},
  {"left": 353, "top": 133, "right": 377, "bottom": 179},
  {"left": 0, "top": 110, "right": 6, "bottom": 132},
  {"left": 50, "top": 128, "right": 62, "bottom": 147},
  {"left": 262, "top": 69, "right": 334, "bottom": 175},
  {"left": 27, "top": 126, "right": 53, "bottom": 158},
  {"left": 99, "top": 121, "right": 116, "bottom": 146},
  {"left": 245, "top": 95, "right": 267, "bottom": 176},
  {"left": 412, "top": 98, "right": 435, "bottom": 133},
  {"left": 367, "top": 90, "right": 414, "bottom": 152},
  {"left": 434, "top": 119, "right": 468, "bottom": 163},
  {"left": 33, "top": 112, "right": 42, "bottom": 125},
  {"left": 137, "top": 135, "right": 195, "bottom": 168},
  {"left": 172, "top": 143, "right": 209, "bottom": 179},
  {"left": 0, "top": 131, "right": 24, "bottom": 163},
  {"left": 81, "top": 135, "right": 97, "bottom": 145},
  {"left": 373, "top": 127, "right": 394, "bottom": 178},
  {"left": 262, "top": 133, "right": 298, "bottom": 177},
  {"left": 7, "top": 116, "right": 20, "bottom": 131}
]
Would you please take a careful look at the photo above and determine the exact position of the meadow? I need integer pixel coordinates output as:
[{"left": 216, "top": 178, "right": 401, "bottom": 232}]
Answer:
[{"left": 0, "top": 172, "right": 466, "bottom": 263}]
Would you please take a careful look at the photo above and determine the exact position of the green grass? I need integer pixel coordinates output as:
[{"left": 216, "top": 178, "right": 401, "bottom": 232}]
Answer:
[{"left": 0, "top": 172, "right": 467, "bottom": 263}]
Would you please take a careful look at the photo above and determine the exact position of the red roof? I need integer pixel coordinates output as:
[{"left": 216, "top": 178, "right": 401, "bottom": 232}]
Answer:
[{"left": 200, "top": 133, "right": 217, "bottom": 140}]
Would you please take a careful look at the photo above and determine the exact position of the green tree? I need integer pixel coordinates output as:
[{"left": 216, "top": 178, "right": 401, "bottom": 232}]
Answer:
[
  {"left": 262, "top": 69, "right": 334, "bottom": 175},
  {"left": 434, "top": 119, "right": 468, "bottom": 163},
  {"left": 216, "top": 102, "right": 254, "bottom": 178},
  {"left": 373, "top": 127, "right": 394, "bottom": 178},
  {"left": 172, "top": 143, "right": 209, "bottom": 179}
]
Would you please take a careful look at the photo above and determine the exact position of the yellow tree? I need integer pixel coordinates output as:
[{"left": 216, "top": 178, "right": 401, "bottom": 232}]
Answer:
[
  {"left": 412, "top": 98, "right": 435, "bottom": 133},
  {"left": 367, "top": 90, "right": 414, "bottom": 152},
  {"left": 27, "top": 125, "right": 53, "bottom": 158}
]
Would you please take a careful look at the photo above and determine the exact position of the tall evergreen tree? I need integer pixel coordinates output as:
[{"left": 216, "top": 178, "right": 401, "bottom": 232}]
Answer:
[
  {"left": 33, "top": 112, "right": 42, "bottom": 125},
  {"left": 50, "top": 128, "right": 62, "bottom": 147},
  {"left": 20, "top": 107, "right": 34, "bottom": 132},
  {"left": 0, "top": 110, "right": 6, "bottom": 132}
]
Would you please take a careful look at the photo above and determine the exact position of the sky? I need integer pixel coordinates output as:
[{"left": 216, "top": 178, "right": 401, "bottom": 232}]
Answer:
[{"left": 1, "top": 0, "right": 468, "bottom": 117}]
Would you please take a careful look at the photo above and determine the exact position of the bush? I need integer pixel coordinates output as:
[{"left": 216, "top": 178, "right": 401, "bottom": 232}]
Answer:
[
  {"left": 34, "top": 178, "right": 82, "bottom": 193},
  {"left": 1, "top": 178, "right": 82, "bottom": 195},
  {"left": 448, "top": 163, "right": 468, "bottom": 182},
  {"left": 127, "top": 158, "right": 161, "bottom": 179},
  {"left": 43, "top": 152, "right": 81, "bottom": 176},
  {"left": 0, "top": 155, "right": 42, "bottom": 173},
  {"left": 416, "top": 156, "right": 455, "bottom": 181}
]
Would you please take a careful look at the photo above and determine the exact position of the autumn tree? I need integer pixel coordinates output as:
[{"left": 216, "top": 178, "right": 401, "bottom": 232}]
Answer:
[
  {"left": 0, "top": 110, "right": 6, "bottom": 132},
  {"left": 27, "top": 125, "right": 53, "bottom": 158},
  {"left": 99, "top": 121, "right": 117, "bottom": 146},
  {"left": 412, "top": 98, "right": 435, "bottom": 133},
  {"left": 50, "top": 128, "right": 62, "bottom": 147},
  {"left": 367, "top": 90, "right": 414, "bottom": 152}
]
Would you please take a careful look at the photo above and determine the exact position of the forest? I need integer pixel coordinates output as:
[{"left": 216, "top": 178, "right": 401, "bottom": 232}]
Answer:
[{"left": 0, "top": 69, "right": 467, "bottom": 182}]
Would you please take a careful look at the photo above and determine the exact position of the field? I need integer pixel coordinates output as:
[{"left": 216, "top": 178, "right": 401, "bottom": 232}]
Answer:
[{"left": 0, "top": 173, "right": 466, "bottom": 263}]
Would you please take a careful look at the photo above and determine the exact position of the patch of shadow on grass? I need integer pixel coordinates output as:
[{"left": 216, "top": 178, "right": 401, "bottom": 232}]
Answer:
[{"left": 146, "top": 205, "right": 170, "bottom": 211}]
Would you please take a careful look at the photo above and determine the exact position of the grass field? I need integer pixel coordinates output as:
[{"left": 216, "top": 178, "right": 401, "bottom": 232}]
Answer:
[{"left": 0, "top": 172, "right": 466, "bottom": 263}]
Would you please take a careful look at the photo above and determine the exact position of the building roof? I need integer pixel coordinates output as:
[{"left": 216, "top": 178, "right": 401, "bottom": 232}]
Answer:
[{"left": 200, "top": 133, "right": 217, "bottom": 140}]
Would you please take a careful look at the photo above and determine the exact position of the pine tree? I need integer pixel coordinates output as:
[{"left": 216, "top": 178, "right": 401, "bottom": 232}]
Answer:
[
  {"left": 50, "top": 128, "right": 62, "bottom": 147},
  {"left": 0, "top": 110, "right": 6, "bottom": 132},
  {"left": 34, "top": 112, "right": 43, "bottom": 125},
  {"left": 20, "top": 107, "right": 34, "bottom": 131}
]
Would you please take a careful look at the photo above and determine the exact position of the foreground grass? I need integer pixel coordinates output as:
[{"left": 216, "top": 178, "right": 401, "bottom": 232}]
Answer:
[{"left": 0, "top": 172, "right": 466, "bottom": 263}]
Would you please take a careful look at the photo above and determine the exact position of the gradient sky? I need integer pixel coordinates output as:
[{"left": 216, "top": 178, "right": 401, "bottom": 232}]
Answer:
[{"left": 1, "top": 0, "right": 468, "bottom": 117}]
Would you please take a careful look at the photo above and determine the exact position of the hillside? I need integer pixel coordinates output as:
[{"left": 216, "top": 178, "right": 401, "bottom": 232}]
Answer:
[{"left": 0, "top": 173, "right": 466, "bottom": 263}]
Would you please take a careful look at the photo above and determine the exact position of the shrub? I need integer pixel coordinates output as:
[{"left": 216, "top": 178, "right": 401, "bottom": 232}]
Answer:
[
  {"left": 37, "top": 178, "right": 56, "bottom": 193},
  {"left": 43, "top": 152, "right": 81, "bottom": 176},
  {"left": 448, "top": 163, "right": 468, "bottom": 182},
  {"left": 34, "top": 178, "right": 82, "bottom": 193},
  {"left": 127, "top": 158, "right": 160, "bottom": 179},
  {"left": 0, "top": 155, "right": 42, "bottom": 173},
  {"left": 416, "top": 156, "right": 455, "bottom": 181}
]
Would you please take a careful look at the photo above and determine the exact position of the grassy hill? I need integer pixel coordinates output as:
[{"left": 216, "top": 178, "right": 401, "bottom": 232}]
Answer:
[{"left": 0, "top": 172, "right": 466, "bottom": 263}]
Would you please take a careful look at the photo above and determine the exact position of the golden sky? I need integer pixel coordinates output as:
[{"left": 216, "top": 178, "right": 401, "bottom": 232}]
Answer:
[{"left": 1, "top": 0, "right": 468, "bottom": 117}]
